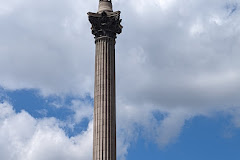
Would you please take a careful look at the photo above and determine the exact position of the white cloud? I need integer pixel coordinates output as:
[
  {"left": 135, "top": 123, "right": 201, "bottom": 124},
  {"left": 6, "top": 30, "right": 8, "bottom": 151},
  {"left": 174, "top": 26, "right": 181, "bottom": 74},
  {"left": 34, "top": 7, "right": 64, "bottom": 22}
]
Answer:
[
  {"left": 156, "top": 109, "right": 192, "bottom": 147},
  {"left": 115, "top": 0, "right": 240, "bottom": 151},
  {"left": 190, "top": 21, "right": 204, "bottom": 36},
  {"left": 156, "top": 0, "right": 177, "bottom": 10},
  {"left": 70, "top": 100, "right": 93, "bottom": 123},
  {"left": 0, "top": 0, "right": 95, "bottom": 97},
  {"left": 0, "top": 102, "right": 93, "bottom": 160}
]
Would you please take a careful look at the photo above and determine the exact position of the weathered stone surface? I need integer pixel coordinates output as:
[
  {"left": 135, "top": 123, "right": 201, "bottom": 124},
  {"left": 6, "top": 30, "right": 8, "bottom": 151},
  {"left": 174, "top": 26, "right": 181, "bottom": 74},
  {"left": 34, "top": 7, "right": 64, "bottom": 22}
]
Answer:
[
  {"left": 89, "top": 1, "right": 122, "bottom": 160},
  {"left": 98, "top": 0, "right": 113, "bottom": 13},
  {"left": 93, "top": 37, "right": 116, "bottom": 160},
  {"left": 88, "top": 11, "right": 122, "bottom": 39}
]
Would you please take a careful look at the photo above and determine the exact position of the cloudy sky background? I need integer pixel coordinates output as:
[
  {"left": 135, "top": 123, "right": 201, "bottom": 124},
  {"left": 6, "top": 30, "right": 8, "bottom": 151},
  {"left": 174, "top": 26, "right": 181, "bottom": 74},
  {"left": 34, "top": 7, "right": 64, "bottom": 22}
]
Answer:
[{"left": 0, "top": 0, "right": 240, "bottom": 159}]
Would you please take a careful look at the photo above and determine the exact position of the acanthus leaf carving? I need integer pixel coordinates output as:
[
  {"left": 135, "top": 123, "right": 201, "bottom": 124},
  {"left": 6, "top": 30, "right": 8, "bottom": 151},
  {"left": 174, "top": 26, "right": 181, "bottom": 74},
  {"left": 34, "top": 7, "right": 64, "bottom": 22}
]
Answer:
[{"left": 88, "top": 11, "right": 123, "bottom": 39}]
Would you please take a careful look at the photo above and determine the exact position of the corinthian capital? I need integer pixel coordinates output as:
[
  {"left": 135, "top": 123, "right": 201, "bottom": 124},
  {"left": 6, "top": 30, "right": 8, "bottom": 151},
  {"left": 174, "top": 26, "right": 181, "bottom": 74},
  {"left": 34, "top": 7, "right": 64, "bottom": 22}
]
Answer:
[{"left": 88, "top": 11, "right": 123, "bottom": 39}]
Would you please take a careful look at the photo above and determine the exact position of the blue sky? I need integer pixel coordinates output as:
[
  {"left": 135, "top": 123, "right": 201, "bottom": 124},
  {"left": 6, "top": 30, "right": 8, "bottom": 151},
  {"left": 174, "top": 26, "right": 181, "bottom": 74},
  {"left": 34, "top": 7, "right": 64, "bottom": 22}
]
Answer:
[
  {"left": 0, "top": 0, "right": 240, "bottom": 160},
  {"left": 1, "top": 89, "right": 240, "bottom": 159}
]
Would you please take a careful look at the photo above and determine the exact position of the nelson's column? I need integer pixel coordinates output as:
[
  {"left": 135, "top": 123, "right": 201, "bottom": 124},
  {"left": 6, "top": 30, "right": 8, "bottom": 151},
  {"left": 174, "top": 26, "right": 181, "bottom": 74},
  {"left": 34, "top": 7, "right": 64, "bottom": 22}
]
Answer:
[{"left": 88, "top": 0, "right": 122, "bottom": 160}]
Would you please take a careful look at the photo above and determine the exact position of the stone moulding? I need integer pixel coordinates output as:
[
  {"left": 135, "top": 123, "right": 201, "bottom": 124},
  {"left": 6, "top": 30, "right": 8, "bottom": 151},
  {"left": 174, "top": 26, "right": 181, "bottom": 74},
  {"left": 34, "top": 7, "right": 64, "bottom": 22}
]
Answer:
[{"left": 88, "top": 11, "right": 123, "bottom": 39}]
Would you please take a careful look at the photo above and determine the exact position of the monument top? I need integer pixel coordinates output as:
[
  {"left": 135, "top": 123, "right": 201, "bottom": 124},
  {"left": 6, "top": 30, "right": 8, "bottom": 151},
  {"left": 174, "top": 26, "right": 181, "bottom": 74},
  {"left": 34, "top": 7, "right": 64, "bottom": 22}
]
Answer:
[
  {"left": 98, "top": 0, "right": 113, "bottom": 13},
  {"left": 88, "top": 0, "right": 122, "bottom": 39}
]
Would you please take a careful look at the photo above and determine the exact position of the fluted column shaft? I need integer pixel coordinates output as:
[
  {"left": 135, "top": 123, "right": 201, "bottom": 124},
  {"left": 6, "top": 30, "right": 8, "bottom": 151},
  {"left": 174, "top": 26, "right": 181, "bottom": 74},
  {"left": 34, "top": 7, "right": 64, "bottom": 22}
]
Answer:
[{"left": 93, "top": 36, "right": 116, "bottom": 160}]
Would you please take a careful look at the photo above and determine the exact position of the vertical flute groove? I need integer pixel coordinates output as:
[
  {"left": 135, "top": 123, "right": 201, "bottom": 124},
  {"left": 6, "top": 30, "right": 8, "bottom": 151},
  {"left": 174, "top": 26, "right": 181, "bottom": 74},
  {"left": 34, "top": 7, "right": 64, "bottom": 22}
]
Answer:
[{"left": 93, "top": 37, "right": 116, "bottom": 160}]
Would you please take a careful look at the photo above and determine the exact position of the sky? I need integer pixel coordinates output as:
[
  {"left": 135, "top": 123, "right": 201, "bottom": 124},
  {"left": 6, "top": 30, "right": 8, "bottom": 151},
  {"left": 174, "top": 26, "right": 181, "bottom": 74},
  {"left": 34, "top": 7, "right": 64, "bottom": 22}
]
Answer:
[{"left": 0, "top": 0, "right": 240, "bottom": 159}]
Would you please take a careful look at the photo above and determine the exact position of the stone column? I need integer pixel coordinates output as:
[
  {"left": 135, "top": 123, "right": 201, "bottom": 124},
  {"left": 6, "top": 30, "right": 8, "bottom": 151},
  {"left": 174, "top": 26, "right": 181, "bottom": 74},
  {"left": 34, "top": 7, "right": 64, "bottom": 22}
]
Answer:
[
  {"left": 88, "top": 3, "right": 122, "bottom": 160},
  {"left": 94, "top": 36, "right": 116, "bottom": 160}
]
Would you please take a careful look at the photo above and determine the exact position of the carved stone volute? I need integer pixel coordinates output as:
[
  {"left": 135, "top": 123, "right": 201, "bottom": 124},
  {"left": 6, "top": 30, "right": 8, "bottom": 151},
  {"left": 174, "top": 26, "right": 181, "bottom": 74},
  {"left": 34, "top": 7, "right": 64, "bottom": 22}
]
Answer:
[{"left": 88, "top": 11, "right": 122, "bottom": 39}]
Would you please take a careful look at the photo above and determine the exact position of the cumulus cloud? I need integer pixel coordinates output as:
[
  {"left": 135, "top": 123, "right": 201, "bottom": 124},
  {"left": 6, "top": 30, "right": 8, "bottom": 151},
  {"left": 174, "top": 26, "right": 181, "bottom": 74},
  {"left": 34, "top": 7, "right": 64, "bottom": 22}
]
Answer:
[
  {"left": 0, "top": 0, "right": 95, "bottom": 97},
  {"left": 117, "top": 0, "right": 240, "bottom": 100},
  {"left": 0, "top": 102, "right": 92, "bottom": 160},
  {"left": 115, "top": 0, "right": 240, "bottom": 151}
]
